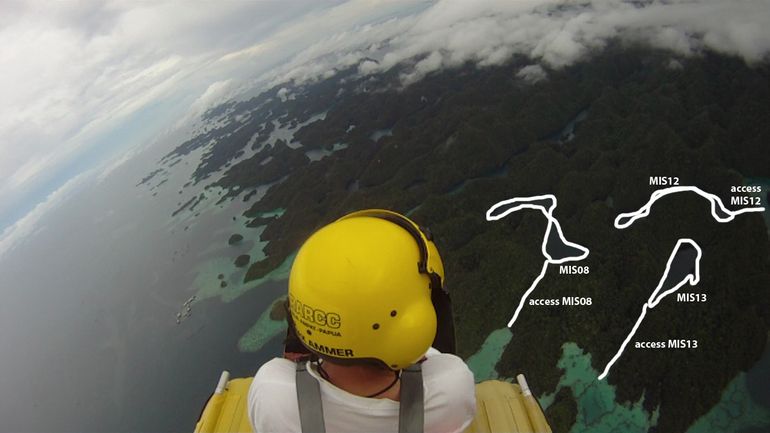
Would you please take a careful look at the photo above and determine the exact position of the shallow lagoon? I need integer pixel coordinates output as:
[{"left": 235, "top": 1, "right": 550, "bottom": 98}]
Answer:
[{"left": 465, "top": 328, "right": 770, "bottom": 432}]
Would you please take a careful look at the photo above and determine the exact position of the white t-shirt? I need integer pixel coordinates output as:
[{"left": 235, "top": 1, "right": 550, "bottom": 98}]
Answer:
[{"left": 247, "top": 349, "right": 476, "bottom": 433}]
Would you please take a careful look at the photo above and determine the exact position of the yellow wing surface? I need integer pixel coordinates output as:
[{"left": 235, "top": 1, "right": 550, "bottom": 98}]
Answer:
[
  {"left": 465, "top": 376, "right": 552, "bottom": 433},
  {"left": 194, "top": 372, "right": 551, "bottom": 433},
  {"left": 193, "top": 372, "right": 253, "bottom": 433}
]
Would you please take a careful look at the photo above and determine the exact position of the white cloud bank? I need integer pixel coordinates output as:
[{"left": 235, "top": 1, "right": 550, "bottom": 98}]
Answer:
[
  {"left": 2, "top": 0, "right": 770, "bottom": 259},
  {"left": 0, "top": 0, "right": 337, "bottom": 232},
  {"left": 257, "top": 0, "right": 770, "bottom": 87},
  {"left": 0, "top": 170, "right": 92, "bottom": 260},
  {"left": 0, "top": 0, "right": 423, "bottom": 257}
]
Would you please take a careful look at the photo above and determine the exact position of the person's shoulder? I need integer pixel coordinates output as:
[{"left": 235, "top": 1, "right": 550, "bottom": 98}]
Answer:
[
  {"left": 423, "top": 351, "right": 472, "bottom": 376},
  {"left": 249, "top": 358, "right": 296, "bottom": 407},
  {"left": 421, "top": 351, "right": 477, "bottom": 433},
  {"left": 248, "top": 358, "right": 301, "bottom": 432},
  {"left": 253, "top": 357, "right": 296, "bottom": 383},
  {"left": 423, "top": 350, "right": 474, "bottom": 393}
]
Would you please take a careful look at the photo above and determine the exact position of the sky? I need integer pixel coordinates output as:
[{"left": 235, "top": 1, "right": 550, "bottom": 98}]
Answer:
[{"left": 1, "top": 0, "right": 769, "bottom": 259}]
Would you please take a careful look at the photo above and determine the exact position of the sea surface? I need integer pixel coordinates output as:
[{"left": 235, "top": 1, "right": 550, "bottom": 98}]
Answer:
[{"left": 0, "top": 126, "right": 286, "bottom": 432}]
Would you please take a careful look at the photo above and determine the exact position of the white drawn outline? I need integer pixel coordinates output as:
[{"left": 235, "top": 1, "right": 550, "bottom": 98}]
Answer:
[
  {"left": 599, "top": 185, "right": 764, "bottom": 380},
  {"left": 615, "top": 186, "right": 765, "bottom": 229},
  {"left": 598, "top": 239, "right": 702, "bottom": 380},
  {"left": 486, "top": 194, "right": 589, "bottom": 327}
]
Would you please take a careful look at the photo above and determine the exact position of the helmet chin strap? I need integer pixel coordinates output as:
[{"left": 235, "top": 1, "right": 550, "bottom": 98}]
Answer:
[{"left": 431, "top": 282, "right": 456, "bottom": 354}]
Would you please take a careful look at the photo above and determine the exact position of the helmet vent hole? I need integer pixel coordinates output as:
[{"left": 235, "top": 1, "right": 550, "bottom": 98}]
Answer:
[
  {"left": 391, "top": 364, "right": 397, "bottom": 368},
  {"left": 390, "top": 310, "right": 397, "bottom": 317},
  {"left": 372, "top": 323, "right": 380, "bottom": 330},
  {"left": 306, "top": 330, "right": 312, "bottom": 335}
]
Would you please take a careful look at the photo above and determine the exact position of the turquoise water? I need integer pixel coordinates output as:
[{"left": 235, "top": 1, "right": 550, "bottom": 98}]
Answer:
[
  {"left": 369, "top": 128, "right": 393, "bottom": 141},
  {"left": 306, "top": 142, "right": 349, "bottom": 161},
  {"left": 686, "top": 372, "right": 770, "bottom": 432},
  {"left": 239, "top": 295, "right": 288, "bottom": 352},
  {"left": 466, "top": 327, "right": 513, "bottom": 381},
  {"left": 465, "top": 334, "right": 657, "bottom": 430},
  {"left": 466, "top": 334, "right": 770, "bottom": 432},
  {"left": 464, "top": 331, "right": 653, "bottom": 429},
  {"left": 250, "top": 208, "right": 286, "bottom": 219},
  {"left": 686, "top": 333, "right": 770, "bottom": 433},
  {"left": 554, "top": 343, "right": 656, "bottom": 433},
  {"left": 192, "top": 251, "right": 295, "bottom": 303}
]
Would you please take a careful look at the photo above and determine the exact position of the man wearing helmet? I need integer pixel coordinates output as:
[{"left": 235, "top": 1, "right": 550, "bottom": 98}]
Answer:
[{"left": 248, "top": 210, "right": 476, "bottom": 433}]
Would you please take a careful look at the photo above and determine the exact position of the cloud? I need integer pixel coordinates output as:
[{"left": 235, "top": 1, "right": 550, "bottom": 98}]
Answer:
[
  {"left": 402, "top": 51, "right": 444, "bottom": 85},
  {"left": 0, "top": 169, "right": 92, "bottom": 260},
  {"left": 173, "top": 79, "right": 240, "bottom": 129},
  {"left": 517, "top": 64, "right": 548, "bottom": 83},
  {"left": 0, "top": 0, "right": 427, "bottom": 235},
  {"left": 277, "top": 87, "right": 290, "bottom": 102},
  {"left": 3, "top": 0, "right": 770, "bottom": 250},
  {"left": 0, "top": 0, "right": 338, "bottom": 231},
  {"left": 258, "top": 0, "right": 770, "bottom": 88},
  {"left": 216, "top": 1, "right": 430, "bottom": 87}
]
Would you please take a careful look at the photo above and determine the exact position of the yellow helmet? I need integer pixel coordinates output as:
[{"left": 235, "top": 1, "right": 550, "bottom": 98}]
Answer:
[{"left": 288, "top": 209, "right": 447, "bottom": 370}]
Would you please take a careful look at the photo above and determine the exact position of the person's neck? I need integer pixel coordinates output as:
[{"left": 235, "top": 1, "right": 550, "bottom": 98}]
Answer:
[{"left": 320, "top": 361, "right": 401, "bottom": 401}]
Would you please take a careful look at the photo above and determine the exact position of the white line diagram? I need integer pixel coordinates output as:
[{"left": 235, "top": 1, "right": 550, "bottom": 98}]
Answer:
[
  {"left": 598, "top": 185, "right": 765, "bottom": 380},
  {"left": 598, "top": 239, "right": 702, "bottom": 380},
  {"left": 614, "top": 185, "right": 766, "bottom": 228},
  {"left": 486, "top": 194, "right": 589, "bottom": 328}
]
